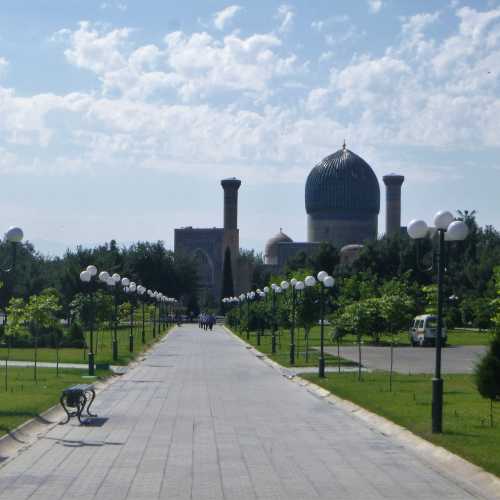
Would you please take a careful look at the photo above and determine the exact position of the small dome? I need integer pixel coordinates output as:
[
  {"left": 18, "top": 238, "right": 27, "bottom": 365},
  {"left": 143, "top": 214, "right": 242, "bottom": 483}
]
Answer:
[
  {"left": 265, "top": 229, "right": 293, "bottom": 265},
  {"left": 305, "top": 147, "right": 380, "bottom": 215},
  {"left": 340, "top": 244, "right": 364, "bottom": 266}
]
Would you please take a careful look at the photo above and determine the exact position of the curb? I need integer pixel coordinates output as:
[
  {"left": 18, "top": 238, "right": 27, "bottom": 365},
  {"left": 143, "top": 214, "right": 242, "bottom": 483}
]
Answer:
[
  {"left": 0, "top": 327, "right": 172, "bottom": 467},
  {"left": 223, "top": 326, "right": 500, "bottom": 500}
]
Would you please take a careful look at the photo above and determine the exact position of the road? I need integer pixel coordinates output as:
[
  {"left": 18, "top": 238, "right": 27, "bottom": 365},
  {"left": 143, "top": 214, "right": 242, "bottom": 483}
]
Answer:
[
  {"left": 0, "top": 325, "right": 493, "bottom": 499},
  {"left": 324, "top": 344, "right": 487, "bottom": 374}
]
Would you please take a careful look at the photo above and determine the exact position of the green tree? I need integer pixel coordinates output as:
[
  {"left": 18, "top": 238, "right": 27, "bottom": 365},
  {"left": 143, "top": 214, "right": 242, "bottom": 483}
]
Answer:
[
  {"left": 4, "top": 297, "right": 26, "bottom": 389},
  {"left": 475, "top": 334, "right": 500, "bottom": 427},
  {"left": 422, "top": 285, "right": 438, "bottom": 315},
  {"left": 308, "top": 243, "right": 340, "bottom": 275},
  {"left": 25, "top": 291, "right": 61, "bottom": 379}
]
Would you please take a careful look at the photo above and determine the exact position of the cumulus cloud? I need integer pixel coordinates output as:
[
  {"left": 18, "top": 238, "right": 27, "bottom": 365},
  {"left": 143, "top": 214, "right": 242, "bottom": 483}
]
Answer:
[
  {"left": 213, "top": 5, "right": 241, "bottom": 30},
  {"left": 2, "top": 6, "right": 500, "bottom": 185},
  {"left": 307, "top": 6, "right": 500, "bottom": 148},
  {"left": 0, "top": 57, "right": 8, "bottom": 78},
  {"left": 57, "top": 22, "right": 301, "bottom": 101},
  {"left": 276, "top": 5, "right": 295, "bottom": 33},
  {"left": 368, "top": 0, "right": 383, "bottom": 14},
  {"left": 100, "top": 2, "right": 127, "bottom": 11}
]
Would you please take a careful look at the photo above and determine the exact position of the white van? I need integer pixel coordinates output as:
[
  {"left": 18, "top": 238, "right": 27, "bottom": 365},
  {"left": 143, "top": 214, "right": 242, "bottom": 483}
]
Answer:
[{"left": 409, "top": 315, "right": 447, "bottom": 347}]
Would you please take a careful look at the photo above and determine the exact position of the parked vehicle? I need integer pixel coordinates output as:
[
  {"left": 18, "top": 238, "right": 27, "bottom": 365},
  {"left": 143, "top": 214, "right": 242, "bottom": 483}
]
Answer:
[{"left": 409, "top": 314, "right": 447, "bottom": 347}]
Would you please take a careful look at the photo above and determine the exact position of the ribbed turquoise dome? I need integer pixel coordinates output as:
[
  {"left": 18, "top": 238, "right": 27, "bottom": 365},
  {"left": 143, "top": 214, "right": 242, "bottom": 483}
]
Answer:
[{"left": 305, "top": 148, "right": 380, "bottom": 215}]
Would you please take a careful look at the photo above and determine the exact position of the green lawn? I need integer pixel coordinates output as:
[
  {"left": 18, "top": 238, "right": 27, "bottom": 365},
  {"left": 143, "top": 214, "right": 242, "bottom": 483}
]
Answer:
[
  {"left": 306, "top": 325, "right": 495, "bottom": 347},
  {"left": 0, "top": 323, "right": 171, "bottom": 366},
  {"left": 303, "top": 371, "right": 500, "bottom": 478},
  {"left": 0, "top": 367, "right": 110, "bottom": 437},
  {"left": 233, "top": 327, "right": 357, "bottom": 368}
]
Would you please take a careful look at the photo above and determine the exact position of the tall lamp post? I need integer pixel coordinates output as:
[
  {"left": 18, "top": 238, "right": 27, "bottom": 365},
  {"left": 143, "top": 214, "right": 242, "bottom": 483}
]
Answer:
[
  {"left": 270, "top": 284, "right": 282, "bottom": 354},
  {"left": 408, "top": 211, "right": 469, "bottom": 433},
  {"left": 245, "top": 291, "right": 256, "bottom": 340},
  {"left": 238, "top": 293, "right": 245, "bottom": 333},
  {"left": 154, "top": 292, "right": 160, "bottom": 334},
  {"left": 2, "top": 226, "right": 24, "bottom": 326},
  {"left": 316, "top": 271, "right": 335, "bottom": 378},
  {"left": 289, "top": 279, "right": 305, "bottom": 365},
  {"left": 80, "top": 265, "right": 98, "bottom": 376},
  {"left": 129, "top": 281, "right": 137, "bottom": 352},
  {"left": 136, "top": 285, "right": 146, "bottom": 343},
  {"left": 147, "top": 289, "right": 155, "bottom": 337},
  {"left": 304, "top": 275, "right": 317, "bottom": 365},
  {"left": 110, "top": 273, "right": 121, "bottom": 360}
]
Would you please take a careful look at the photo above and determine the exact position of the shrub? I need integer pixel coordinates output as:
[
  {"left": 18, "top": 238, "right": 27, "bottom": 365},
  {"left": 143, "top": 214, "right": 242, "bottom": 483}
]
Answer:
[{"left": 475, "top": 334, "right": 500, "bottom": 426}]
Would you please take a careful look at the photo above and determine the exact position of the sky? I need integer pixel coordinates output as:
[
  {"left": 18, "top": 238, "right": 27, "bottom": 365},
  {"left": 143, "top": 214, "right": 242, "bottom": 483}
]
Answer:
[{"left": 1, "top": 0, "right": 500, "bottom": 256}]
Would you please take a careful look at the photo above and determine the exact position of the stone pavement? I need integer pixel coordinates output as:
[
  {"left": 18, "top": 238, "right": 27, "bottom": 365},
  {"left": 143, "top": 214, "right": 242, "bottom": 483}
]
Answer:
[
  {"left": 324, "top": 345, "right": 487, "bottom": 374},
  {"left": 0, "top": 325, "right": 495, "bottom": 499}
]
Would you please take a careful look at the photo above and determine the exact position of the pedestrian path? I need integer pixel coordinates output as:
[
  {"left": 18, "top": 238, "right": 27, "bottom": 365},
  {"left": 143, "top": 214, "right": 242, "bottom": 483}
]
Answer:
[{"left": 0, "top": 325, "right": 494, "bottom": 499}]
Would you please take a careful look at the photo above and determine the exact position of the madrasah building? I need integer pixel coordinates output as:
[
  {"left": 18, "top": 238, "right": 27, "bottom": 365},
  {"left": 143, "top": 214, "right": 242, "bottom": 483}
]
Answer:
[{"left": 174, "top": 143, "right": 404, "bottom": 303}]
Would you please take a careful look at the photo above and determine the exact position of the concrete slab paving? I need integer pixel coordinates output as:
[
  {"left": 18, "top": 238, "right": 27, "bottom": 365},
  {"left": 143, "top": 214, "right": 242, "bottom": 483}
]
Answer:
[{"left": 0, "top": 325, "right": 497, "bottom": 499}]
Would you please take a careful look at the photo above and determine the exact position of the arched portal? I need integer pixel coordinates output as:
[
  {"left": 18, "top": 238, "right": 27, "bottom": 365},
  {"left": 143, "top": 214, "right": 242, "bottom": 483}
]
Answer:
[{"left": 193, "top": 249, "right": 215, "bottom": 288}]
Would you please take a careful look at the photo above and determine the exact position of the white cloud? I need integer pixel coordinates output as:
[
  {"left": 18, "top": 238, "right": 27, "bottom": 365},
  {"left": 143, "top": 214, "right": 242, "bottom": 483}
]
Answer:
[
  {"left": 163, "top": 31, "right": 298, "bottom": 99},
  {"left": 2, "top": 7, "right": 500, "bottom": 186},
  {"left": 399, "top": 12, "right": 440, "bottom": 57},
  {"left": 276, "top": 5, "right": 295, "bottom": 33},
  {"left": 213, "top": 5, "right": 241, "bottom": 30},
  {"left": 305, "top": 87, "right": 330, "bottom": 111},
  {"left": 0, "top": 57, "right": 8, "bottom": 78},
  {"left": 58, "top": 22, "right": 302, "bottom": 101},
  {"left": 319, "top": 51, "right": 334, "bottom": 62},
  {"left": 311, "top": 20, "right": 324, "bottom": 32},
  {"left": 307, "top": 6, "right": 500, "bottom": 149},
  {"left": 63, "top": 21, "right": 130, "bottom": 74},
  {"left": 368, "top": 0, "right": 383, "bottom": 14},
  {"left": 100, "top": 2, "right": 127, "bottom": 11}
]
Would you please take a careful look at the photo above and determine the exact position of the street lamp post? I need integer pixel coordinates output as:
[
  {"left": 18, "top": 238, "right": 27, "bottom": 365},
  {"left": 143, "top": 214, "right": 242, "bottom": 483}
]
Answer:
[
  {"left": 137, "top": 285, "right": 146, "bottom": 344},
  {"left": 110, "top": 273, "right": 121, "bottom": 360},
  {"left": 304, "top": 275, "right": 317, "bottom": 365},
  {"left": 246, "top": 292, "right": 251, "bottom": 340},
  {"left": 290, "top": 279, "right": 305, "bottom": 365},
  {"left": 408, "top": 211, "right": 469, "bottom": 433},
  {"left": 315, "top": 271, "right": 335, "bottom": 378},
  {"left": 120, "top": 277, "right": 132, "bottom": 352},
  {"left": 80, "top": 265, "right": 98, "bottom": 376},
  {"left": 2, "top": 227, "right": 24, "bottom": 390},
  {"left": 154, "top": 292, "right": 160, "bottom": 334},
  {"left": 270, "top": 284, "right": 282, "bottom": 354},
  {"left": 147, "top": 290, "right": 156, "bottom": 337},
  {"left": 238, "top": 294, "right": 245, "bottom": 334},
  {"left": 129, "top": 281, "right": 137, "bottom": 352},
  {"left": 2, "top": 226, "right": 24, "bottom": 322}
]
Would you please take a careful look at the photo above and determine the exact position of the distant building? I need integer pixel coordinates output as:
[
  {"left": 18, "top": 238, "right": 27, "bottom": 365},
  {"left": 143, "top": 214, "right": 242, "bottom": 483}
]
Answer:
[
  {"left": 175, "top": 142, "right": 406, "bottom": 302},
  {"left": 174, "top": 178, "right": 242, "bottom": 305},
  {"left": 263, "top": 143, "right": 405, "bottom": 272}
]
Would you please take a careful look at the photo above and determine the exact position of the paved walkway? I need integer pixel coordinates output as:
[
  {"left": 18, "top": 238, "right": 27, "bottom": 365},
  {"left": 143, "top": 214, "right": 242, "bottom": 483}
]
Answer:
[
  {"left": 324, "top": 345, "right": 487, "bottom": 374},
  {"left": 0, "top": 326, "right": 494, "bottom": 499}
]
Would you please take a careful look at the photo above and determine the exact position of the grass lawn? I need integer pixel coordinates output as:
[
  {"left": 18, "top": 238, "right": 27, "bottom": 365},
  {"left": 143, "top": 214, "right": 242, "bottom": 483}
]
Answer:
[
  {"left": 303, "top": 371, "right": 500, "bottom": 478},
  {"left": 0, "top": 323, "right": 171, "bottom": 366},
  {"left": 0, "top": 367, "right": 110, "bottom": 437},
  {"left": 306, "top": 325, "right": 495, "bottom": 347},
  {"left": 233, "top": 327, "right": 357, "bottom": 368}
]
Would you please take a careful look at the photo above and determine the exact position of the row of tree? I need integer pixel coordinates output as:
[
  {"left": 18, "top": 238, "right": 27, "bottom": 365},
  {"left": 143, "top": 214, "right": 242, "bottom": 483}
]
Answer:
[{"left": 0, "top": 239, "right": 200, "bottom": 334}]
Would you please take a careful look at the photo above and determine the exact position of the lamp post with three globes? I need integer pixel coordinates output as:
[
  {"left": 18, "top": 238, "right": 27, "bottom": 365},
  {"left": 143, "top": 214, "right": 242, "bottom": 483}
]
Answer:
[
  {"left": 407, "top": 210, "right": 469, "bottom": 433},
  {"left": 79, "top": 265, "right": 98, "bottom": 376}
]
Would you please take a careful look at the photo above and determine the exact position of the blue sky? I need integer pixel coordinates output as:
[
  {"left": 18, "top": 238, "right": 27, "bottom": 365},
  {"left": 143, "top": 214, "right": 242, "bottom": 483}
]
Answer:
[{"left": 1, "top": 0, "right": 499, "bottom": 255}]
